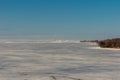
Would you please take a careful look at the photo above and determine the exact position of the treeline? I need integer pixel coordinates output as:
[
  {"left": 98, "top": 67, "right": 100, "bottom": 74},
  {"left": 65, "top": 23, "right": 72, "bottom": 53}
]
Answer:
[
  {"left": 97, "top": 38, "right": 120, "bottom": 48},
  {"left": 80, "top": 40, "right": 98, "bottom": 42}
]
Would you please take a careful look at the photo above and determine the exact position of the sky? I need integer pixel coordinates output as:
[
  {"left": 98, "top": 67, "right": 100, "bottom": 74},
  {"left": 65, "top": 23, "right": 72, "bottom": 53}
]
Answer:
[{"left": 0, "top": 0, "right": 120, "bottom": 40}]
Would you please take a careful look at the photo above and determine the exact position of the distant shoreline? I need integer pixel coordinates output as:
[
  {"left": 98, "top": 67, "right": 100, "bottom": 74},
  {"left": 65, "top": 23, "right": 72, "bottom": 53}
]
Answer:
[
  {"left": 97, "top": 38, "right": 120, "bottom": 49},
  {"left": 81, "top": 38, "right": 120, "bottom": 49}
]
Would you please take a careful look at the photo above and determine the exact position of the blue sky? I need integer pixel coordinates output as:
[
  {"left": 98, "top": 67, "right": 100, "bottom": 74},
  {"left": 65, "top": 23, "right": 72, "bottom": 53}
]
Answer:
[{"left": 0, "top": 0, "right": 120, "bottom": 40}]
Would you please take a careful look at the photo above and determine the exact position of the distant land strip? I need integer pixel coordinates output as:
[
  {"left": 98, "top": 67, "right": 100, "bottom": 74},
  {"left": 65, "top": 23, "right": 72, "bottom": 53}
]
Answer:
[{"left": 81, "top": 38, "right": 120, "bottom": 48}]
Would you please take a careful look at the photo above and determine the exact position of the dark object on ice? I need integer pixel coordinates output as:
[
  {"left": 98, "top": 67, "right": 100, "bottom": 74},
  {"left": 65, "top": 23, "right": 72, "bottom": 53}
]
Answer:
[
  {"left": 50, "top": 75, "right": 82, "bottom": 80},
  {"left": 50, "top": 76, "right": 57, "bottom": 80}
]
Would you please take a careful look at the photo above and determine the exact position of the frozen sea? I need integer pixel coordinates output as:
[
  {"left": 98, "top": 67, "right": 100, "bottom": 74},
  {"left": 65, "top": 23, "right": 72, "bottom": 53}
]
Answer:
[{"left": 0, "top": 40, "right": 120, "bottom": 80}]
